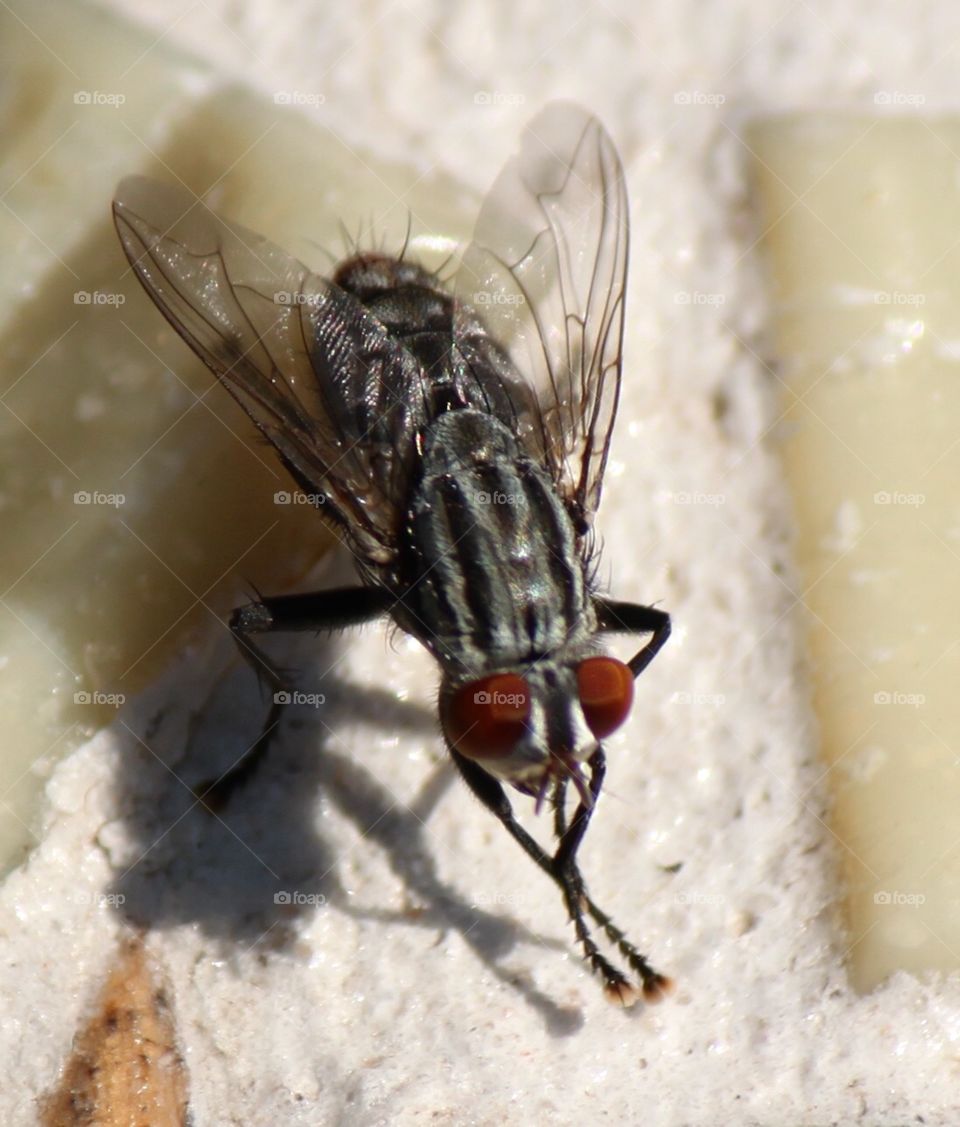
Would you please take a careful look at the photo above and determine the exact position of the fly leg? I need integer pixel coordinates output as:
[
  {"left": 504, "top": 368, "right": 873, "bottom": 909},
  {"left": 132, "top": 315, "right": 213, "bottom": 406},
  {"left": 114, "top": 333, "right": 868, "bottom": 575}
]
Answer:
[
  {"left": 594, "top": 599, "right": 671, "bottom": 677},
  {"left": 198, "top": 586, "right": 392, "bottom": 807},
  {"left": 553, "top": 750, "right": 672, "bottom": 1004},
  {"left": 451, "top": 748, "right": 671, "bottom": 1004}
]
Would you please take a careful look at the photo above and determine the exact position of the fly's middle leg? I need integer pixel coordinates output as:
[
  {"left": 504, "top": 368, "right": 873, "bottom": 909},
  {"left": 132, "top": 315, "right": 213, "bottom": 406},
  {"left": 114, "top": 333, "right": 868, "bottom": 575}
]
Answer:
[
  {"left": 196, "top": 585, "right": 392, "bottom": 808},
  {"left": 594, "top": 599, "right": 671, "bottom": 678}
]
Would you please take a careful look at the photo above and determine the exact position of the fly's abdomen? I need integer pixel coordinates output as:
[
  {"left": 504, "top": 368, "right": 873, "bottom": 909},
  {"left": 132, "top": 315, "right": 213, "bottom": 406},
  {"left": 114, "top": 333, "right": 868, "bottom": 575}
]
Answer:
[{"left": 397, "top": 409, "right": 592, "bottom": 676}]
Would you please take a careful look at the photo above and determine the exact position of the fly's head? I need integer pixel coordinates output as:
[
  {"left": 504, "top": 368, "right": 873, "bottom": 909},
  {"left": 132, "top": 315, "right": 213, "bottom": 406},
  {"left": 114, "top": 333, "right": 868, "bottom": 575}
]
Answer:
[{"left": 439, "top": 653, "right": 634, "bottom": 810}]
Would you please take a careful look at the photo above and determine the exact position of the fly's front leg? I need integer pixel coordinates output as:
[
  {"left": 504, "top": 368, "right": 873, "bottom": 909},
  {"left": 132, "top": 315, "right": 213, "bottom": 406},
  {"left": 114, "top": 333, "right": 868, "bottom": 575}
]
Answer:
[
  {"left": 451, "top": 748, "right": 670, "bottom": 1004},
  {"left": 594, "top": 599, "right": 671, "bottom": 678},
  {"left": 450, "top": 747, "right": 558, "bottom": 875},
  {"left": 548, "top": 755, "right": 637, "bottom": 1003},
  {"left": 198, "top": 585, "right": 392, "bottom": 807},
  {"left": 553, "top": 750, "right": 673, "bottom": 1003}
]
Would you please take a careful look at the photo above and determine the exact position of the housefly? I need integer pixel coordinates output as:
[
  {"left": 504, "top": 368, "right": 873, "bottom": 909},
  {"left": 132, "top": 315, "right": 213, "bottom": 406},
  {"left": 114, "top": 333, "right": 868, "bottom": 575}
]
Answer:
[{"left": 113, "top": 102, "right": 672, "bottom": 1006}]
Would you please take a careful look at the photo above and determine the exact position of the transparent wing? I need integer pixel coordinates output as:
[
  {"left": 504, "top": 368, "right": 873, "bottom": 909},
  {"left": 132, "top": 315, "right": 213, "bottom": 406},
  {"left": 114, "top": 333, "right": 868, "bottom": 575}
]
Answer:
[
  {"left": 113, "top": 176, "right": 429, "bottom": 567},
  {"left": 454, "top": 101, "right": 629, "bottom": 527}
]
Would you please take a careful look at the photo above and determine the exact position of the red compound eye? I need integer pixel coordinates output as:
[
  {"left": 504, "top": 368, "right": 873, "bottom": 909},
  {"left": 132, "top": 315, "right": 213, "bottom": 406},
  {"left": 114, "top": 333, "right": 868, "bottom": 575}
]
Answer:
[
  {"left": 577, "top": 656, "right": 634, "bottom": 739},
  {"left": 443, "top": 672, "right": 531, "bottom": 761}
]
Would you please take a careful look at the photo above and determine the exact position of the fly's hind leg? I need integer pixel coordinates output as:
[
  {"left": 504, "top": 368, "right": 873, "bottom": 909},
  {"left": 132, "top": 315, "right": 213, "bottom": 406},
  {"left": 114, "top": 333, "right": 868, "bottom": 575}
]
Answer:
[{"left": 197, "top": 585, "right": 392, "bottom": 808}]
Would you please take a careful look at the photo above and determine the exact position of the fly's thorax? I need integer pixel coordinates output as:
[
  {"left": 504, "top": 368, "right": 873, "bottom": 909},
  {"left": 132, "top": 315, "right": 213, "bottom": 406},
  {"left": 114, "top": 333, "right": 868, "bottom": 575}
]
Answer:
[
  {"left": 393, "top": 409, "right": 593, "bottom": 676},
  {"left": 333, "top": 253, "right": 440, "bottom": 308}
]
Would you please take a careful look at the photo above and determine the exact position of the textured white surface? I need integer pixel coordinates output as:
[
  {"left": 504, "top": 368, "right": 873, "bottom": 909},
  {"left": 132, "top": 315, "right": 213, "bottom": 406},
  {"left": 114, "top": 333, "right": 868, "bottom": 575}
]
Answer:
[{"left": 3, "top": 2, "right": 960, "bottom": 1124}]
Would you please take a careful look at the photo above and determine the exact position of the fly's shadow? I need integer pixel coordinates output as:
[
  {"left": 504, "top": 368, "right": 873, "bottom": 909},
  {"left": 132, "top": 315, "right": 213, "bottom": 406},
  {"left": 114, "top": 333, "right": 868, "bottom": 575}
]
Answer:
[{"left": 110, "top": 623, "right": 584, "bottom": 1033}]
